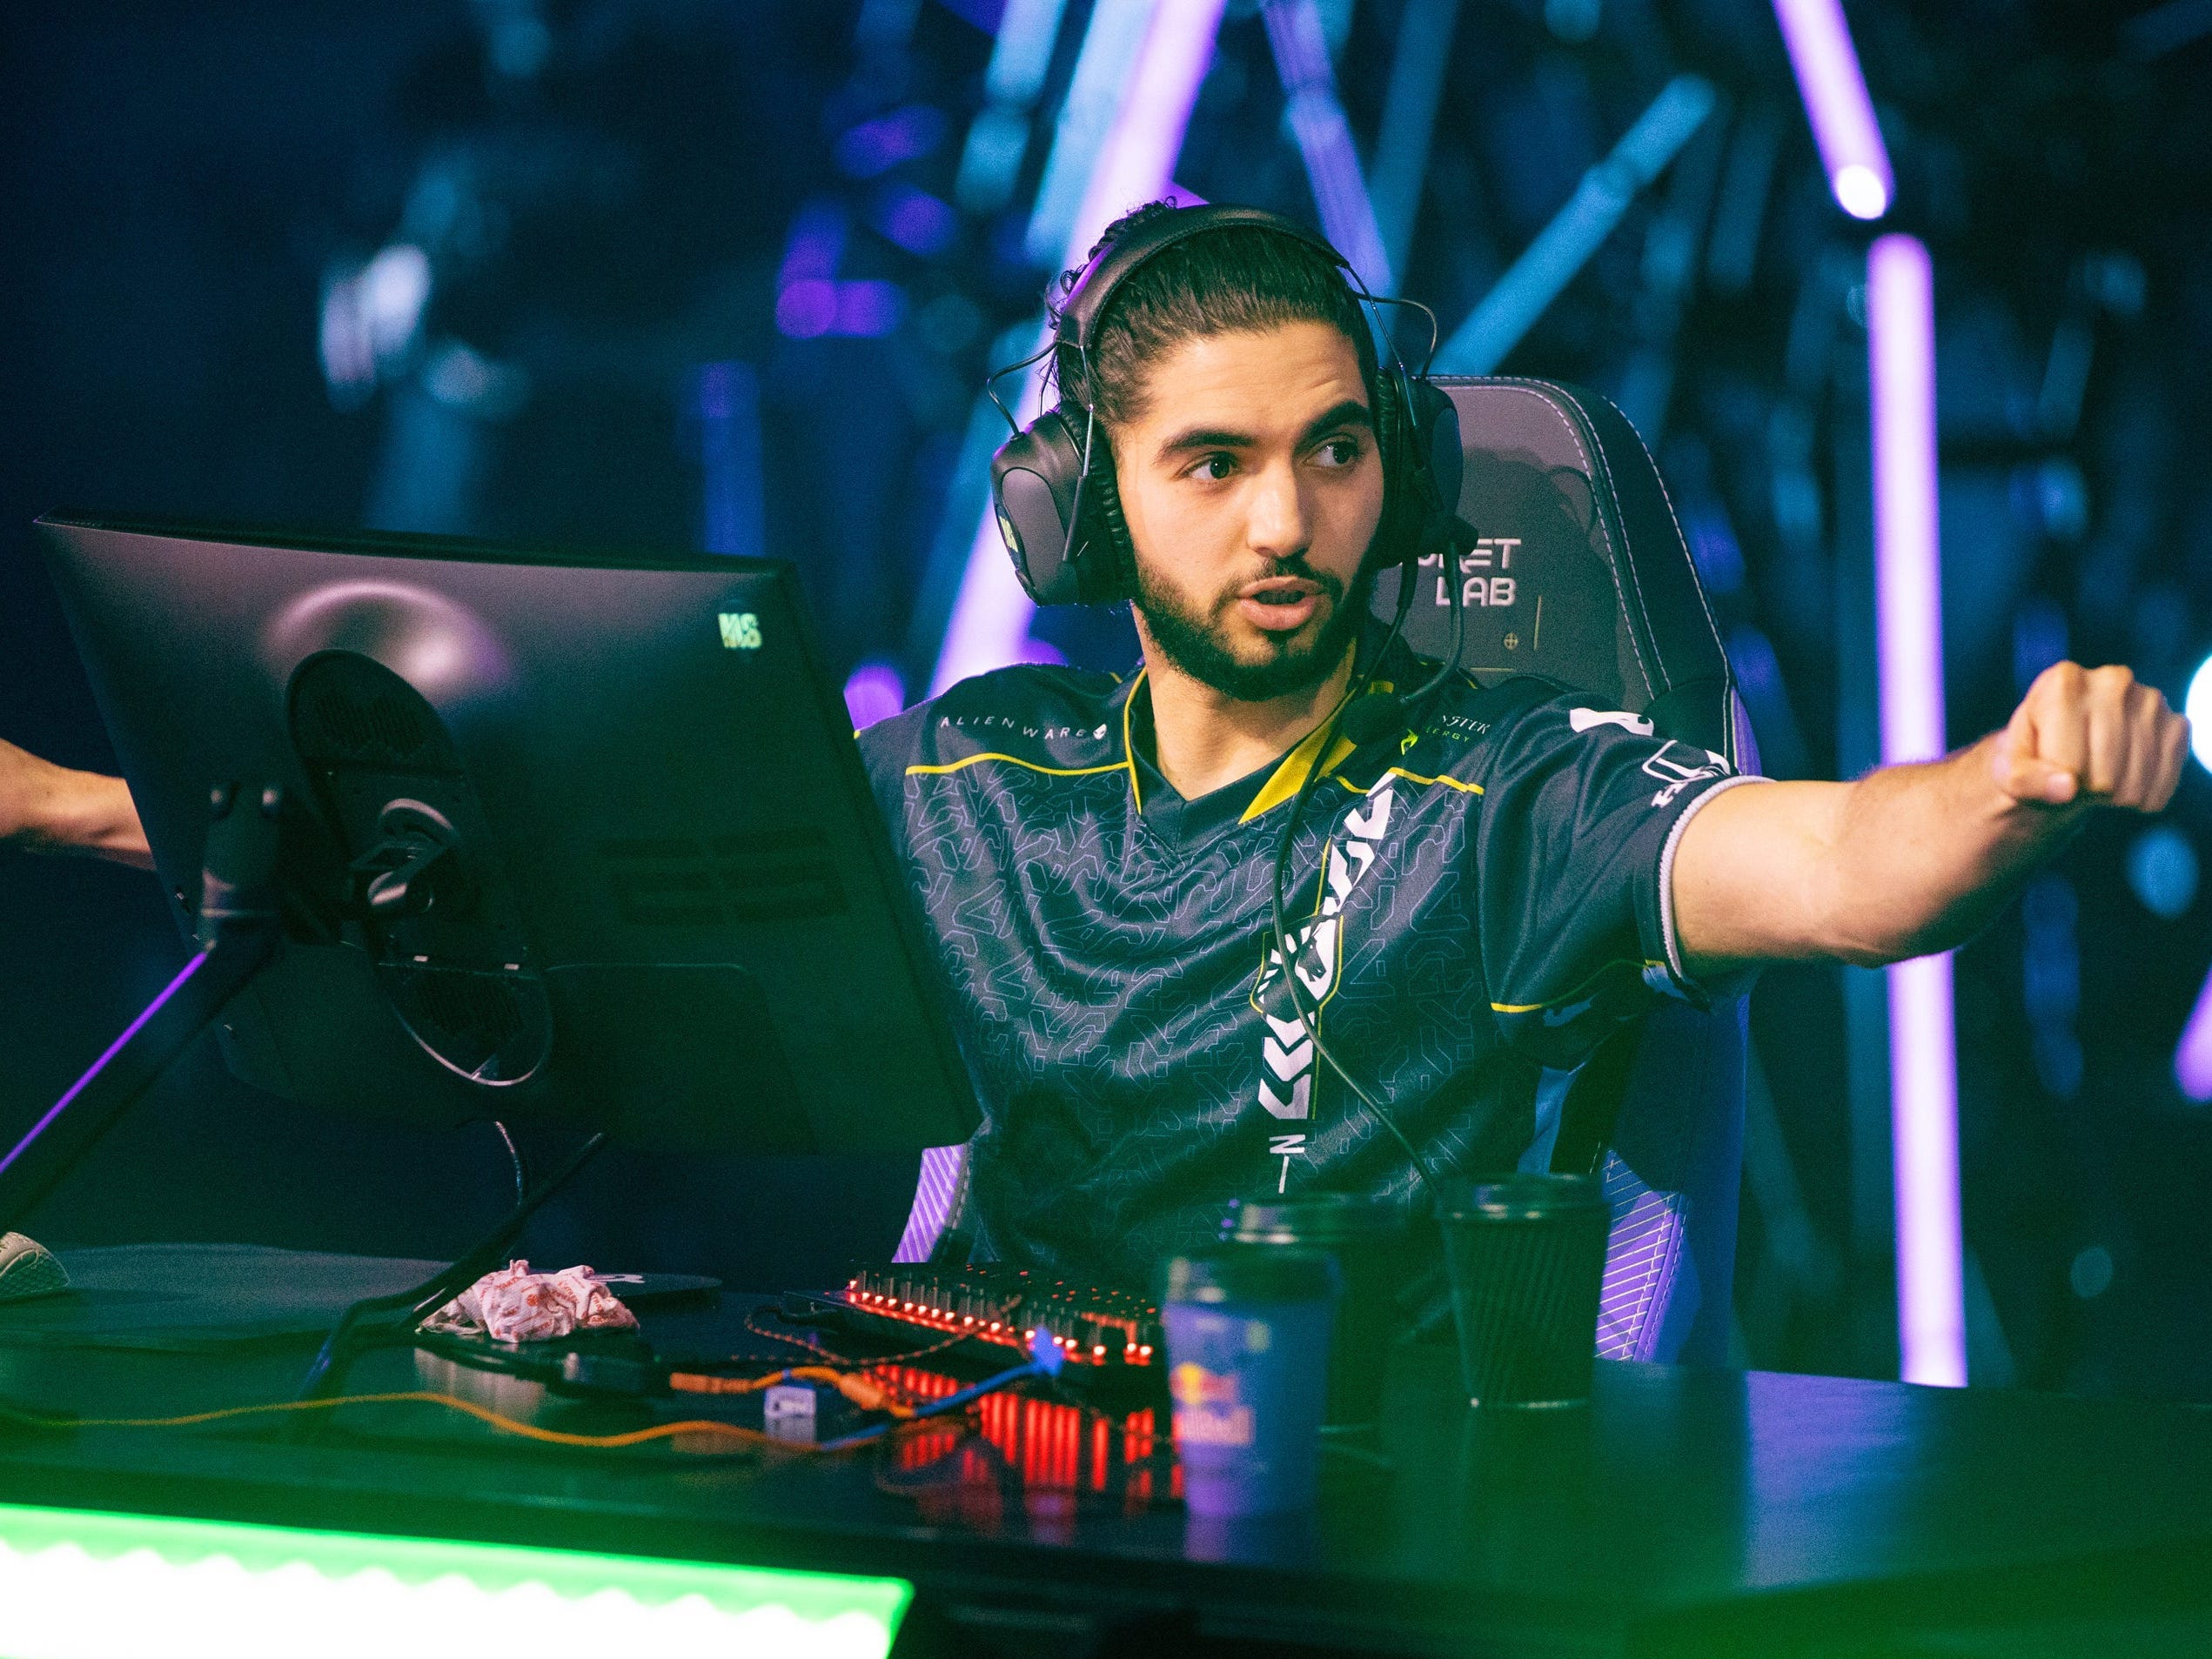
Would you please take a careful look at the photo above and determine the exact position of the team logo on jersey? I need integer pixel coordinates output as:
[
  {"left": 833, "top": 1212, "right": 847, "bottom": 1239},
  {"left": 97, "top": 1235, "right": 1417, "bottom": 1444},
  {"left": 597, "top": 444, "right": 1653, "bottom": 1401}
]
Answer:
[
  {"left": 1250, "top": 776, "right": 1398, "bottom": 1190},
  {"left": 1568, "top": 706, "right": 1653, "bottom": 737},
  {"left": 1640, "top": 741, "right": 1731, "bottom": 806},
  {"left": 1569, "top": 708, "right": 1730, "bottom": 806}
]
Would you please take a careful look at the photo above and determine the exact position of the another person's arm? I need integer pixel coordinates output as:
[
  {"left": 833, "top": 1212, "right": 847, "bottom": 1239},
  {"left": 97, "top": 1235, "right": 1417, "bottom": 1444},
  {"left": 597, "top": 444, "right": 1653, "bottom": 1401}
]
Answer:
[
  {"left": 0, "top": 738, "right": 152, "bottom": 868},
  {"left": 1673, "top": 662, "right": 2186, "bottom": 978}
]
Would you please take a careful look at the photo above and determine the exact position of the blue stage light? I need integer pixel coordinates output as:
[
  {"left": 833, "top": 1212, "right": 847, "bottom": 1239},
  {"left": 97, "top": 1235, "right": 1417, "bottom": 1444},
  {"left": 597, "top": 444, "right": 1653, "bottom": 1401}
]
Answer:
[
  {"left": 1434, "top": 76, "right": 1716, "bottom": 375},
  {"left": 2128, "top": 826, "right": 2199, "bottom": 920}
]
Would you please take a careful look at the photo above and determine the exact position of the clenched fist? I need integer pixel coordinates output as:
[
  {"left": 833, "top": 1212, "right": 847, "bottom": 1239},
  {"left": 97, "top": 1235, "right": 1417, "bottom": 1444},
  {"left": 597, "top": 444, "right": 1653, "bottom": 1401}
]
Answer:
[{"left": 1992, "top": 662, "right": 2189, "bottom": 813}]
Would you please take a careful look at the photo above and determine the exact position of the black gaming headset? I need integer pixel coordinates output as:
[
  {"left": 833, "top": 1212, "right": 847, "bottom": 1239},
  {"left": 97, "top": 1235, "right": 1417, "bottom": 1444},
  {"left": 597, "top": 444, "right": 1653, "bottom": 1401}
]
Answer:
[{"left": 987, "top": 203, "right": 1464, "bottom": 607}]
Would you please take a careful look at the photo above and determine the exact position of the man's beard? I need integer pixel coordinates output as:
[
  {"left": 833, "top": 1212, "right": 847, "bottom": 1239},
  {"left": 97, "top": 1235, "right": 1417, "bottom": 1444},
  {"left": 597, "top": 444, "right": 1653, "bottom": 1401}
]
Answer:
[{"left": 1133, "top": 554, "right": 1373, "bottom": 702}]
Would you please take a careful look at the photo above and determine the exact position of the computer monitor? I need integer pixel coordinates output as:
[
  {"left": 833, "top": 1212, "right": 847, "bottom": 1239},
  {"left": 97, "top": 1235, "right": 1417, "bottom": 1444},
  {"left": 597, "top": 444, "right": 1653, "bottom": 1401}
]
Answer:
[{"left": 31, "top": 512, "right": 980, "bottom": 1159}]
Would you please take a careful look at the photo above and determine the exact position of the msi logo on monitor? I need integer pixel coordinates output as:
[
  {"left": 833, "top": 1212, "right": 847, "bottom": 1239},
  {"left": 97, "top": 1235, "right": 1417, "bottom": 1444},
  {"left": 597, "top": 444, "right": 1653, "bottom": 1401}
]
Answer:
[{"left": 718, "top": 612, "right": 762, "bottom": 650}]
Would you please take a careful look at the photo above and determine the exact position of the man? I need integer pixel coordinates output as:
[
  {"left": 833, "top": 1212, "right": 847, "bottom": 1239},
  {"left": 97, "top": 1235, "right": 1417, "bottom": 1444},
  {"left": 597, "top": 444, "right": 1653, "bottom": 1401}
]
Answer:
[{"left": 0, "top": 205, "right": 2189, "bottom": 1296}]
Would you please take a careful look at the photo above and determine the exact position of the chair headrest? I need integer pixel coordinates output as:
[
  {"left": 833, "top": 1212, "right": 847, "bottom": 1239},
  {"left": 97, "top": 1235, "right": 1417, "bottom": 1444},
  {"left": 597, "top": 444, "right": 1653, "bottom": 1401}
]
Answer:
[{"left": 1377, "top": 378, "right": 1753, "bottom": 768}]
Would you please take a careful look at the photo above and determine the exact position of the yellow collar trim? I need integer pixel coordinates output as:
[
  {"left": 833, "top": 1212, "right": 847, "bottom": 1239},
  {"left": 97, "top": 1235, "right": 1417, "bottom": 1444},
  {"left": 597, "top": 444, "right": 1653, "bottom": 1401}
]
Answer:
[
  {"left": 1235, "top": 679, "right": 1395, "bottom": 826},
  {"left": 1240, "top": 722, "right": 1358, "bottom": 824},
  {"left": 1121, "top": 666, "right": 1148, "bottom": 813}
]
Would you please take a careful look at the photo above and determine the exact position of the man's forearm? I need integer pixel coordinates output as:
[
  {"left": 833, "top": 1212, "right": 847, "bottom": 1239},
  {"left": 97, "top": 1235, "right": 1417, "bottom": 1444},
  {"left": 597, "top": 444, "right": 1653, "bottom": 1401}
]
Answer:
[
  {"left": 1672, "top": 752, "right": 2075, "bottom": 976},
  {"left": 1814, "top": 736, "right": 2081, "bottom": 965},
  {"left": 0, "top": 743, "right": 153, "bottom": 868}
]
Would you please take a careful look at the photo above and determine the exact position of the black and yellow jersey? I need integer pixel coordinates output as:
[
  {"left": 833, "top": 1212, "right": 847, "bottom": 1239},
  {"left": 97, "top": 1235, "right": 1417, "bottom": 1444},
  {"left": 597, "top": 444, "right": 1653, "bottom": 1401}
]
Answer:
[{"left": 858, "top": 626, "right": 1753, "bottom": 1291}]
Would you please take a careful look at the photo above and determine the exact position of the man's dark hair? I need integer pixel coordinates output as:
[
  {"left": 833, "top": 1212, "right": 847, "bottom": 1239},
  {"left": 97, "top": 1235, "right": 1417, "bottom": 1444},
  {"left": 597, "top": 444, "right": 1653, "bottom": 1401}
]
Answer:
[{"left": 1051, "top": 201, "right": 1379, "bottom": 426}]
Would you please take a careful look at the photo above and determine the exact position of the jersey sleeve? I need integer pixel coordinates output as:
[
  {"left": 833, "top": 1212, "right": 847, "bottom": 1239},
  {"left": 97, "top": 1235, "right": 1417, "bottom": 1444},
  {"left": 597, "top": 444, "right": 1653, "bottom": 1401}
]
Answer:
[{"left": 1471, "top": 684, "right": 1762, "bottom": 1068}]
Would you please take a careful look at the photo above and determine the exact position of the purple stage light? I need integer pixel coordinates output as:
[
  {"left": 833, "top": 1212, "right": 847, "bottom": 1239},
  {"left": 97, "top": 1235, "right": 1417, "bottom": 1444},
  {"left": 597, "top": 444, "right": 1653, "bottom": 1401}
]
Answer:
[
  {"left": 844, "top": 660, "right": 908, "bottom": 729},
  {"left": 1017, "top": 636, "right": 1068, "bottom": 666},
  {"left": 1887, "top": 952, "right": 1964, "bottom": 1385},
  {"left": 1868, "top": 231, "right": 1964, "bottom": 1388},
  {"left": 2176, "top": 962, "right": 2212, "bottom": 1103},
  {"left": 1772, "top": 0, "right": 1894, "bottom": 221},
  {"left": 775, "top": 280, "right": 837, "bottom": 339},
  {"left": 776, "top": 279, "right": 908, "bottom": 340},
  {"left": 875, "top": 184, "right": 959, "bottom": 257},
  {"left": 777, "top": 201, "right": 848, "bottom": 286},
  {"left": 834, "top": 281, "right": 907, "bottom": 338},
  {"left": 1872, "top": 236, "right": 1943, "bottom": 766},
  {"left": 1263, "top": 0, "right": 1393, "bottom": 293},
  {"left": 934, "top": 0, "right": 1227, "bottom": 693},
  {"left": 0, "top": 950, "right": 209, "bottom": 1185},
  {"left": 1064, "top": 0, "right": 1229, "bottom": 274},
  {"left": 774, "top": 195, "right": 910, "bottom": 339},
  {"left": 933, "top": 478, "right": 1043, "bottom": 694},
  {"left": 835, "top": 104, "right": 951, "bottom": 179}
]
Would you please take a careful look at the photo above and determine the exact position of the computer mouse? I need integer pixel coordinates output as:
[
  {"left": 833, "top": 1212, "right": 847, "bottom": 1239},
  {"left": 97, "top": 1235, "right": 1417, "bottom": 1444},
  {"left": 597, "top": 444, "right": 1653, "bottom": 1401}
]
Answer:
[{"left": 0, "top": 1232, "right": 69, "bottom": 1302}]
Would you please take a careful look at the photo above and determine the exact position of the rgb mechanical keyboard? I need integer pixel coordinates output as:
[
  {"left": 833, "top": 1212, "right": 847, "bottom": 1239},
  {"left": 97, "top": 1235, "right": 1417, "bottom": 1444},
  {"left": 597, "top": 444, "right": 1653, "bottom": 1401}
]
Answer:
[{"left": 823, "top": 1264, "right": 1163, "bottom": 1375}]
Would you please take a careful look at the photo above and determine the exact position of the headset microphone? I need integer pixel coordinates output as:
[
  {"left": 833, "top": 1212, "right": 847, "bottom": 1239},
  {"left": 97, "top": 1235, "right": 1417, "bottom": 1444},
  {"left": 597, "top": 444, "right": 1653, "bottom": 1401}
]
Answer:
[
  {"left": 1330, "top": 515, "right": 1478, "bottom": 752},
  {"left": 1334, "top": 693, "right": 1406, "bottom": 748}
]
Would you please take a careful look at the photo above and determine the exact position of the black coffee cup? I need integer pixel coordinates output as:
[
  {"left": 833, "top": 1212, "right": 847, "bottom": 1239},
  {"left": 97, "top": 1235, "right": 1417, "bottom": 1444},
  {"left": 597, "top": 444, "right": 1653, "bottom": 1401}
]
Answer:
[
  {"left": 1223, "top": 1192, "right": 1410, "bottom": 1429},
  {"left": 1436, "top": 1174, "right": 1610, "bottom": 1408}
]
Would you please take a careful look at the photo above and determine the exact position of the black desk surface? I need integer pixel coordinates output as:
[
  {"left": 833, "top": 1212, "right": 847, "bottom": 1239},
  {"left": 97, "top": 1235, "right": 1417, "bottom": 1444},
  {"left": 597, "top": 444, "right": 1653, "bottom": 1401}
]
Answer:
[{"left": 3, "top": 1247, "right": 2209, "bottom": 1657}]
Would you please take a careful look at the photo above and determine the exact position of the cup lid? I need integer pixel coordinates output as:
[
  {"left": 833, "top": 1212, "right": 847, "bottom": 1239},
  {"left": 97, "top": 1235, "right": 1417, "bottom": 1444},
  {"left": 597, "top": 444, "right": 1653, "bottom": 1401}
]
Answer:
[
  {"left": 1165, "top": 1246, "right": 1339, "bottom": 1306},
  {"left": 1438, "top": 1172, "right": 1607, "bottom": 1222},
  {"left": 1223, "top": 1191, "right": 1402, "bottom": 1244}
]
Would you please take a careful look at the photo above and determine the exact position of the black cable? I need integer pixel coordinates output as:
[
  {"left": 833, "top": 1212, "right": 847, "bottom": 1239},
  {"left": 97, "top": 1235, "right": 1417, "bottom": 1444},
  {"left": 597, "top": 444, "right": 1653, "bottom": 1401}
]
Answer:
[
  {"left": 981, "top": 336, "right": 1058, "bottom": 434},
  {"left": 491, "top": 1120, "right": 526, "bottom": 1208},
  {"left": 1257, "top": 281, "right": 1468, "bottom": 1195},
  {"left": 1265, "top": 514, "right": 1471, "bottom": 1197},
  {"left": 1336, "top": 515, "right": 1478, "bottom": 746}
]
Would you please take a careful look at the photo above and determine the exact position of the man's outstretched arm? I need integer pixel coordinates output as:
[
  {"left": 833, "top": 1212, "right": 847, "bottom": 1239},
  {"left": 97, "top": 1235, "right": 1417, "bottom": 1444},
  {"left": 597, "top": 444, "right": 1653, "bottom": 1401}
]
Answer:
[
  {"left": 0, "top": 738, "right": 152, "bottom": 868},
  {"left": 1673, "top": 662, "right": 2188, "bottom": 980}
]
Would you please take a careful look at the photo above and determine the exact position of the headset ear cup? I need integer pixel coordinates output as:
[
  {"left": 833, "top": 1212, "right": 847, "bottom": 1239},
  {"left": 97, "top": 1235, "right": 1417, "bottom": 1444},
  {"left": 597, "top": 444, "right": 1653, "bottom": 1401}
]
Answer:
[
  {"left": 1411, "top": 378, "right": 1461, "bottom": 524},
  {"left": 1369, "top": 375, "right": 1459, "bottom": 574},
  {"left": 1079, "top": 438, "right": 1140, "bottom": 605},
  {"left": 990, "top": 408, "right": 1089, "bottom": 605},
  {"left": 1368, "top": 371, "right": 1418, "bottom": 573}
]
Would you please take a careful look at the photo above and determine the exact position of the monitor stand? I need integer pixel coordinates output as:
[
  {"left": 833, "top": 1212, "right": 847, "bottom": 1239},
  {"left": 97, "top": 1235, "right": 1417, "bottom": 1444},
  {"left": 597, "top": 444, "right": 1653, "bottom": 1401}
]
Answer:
[
  {"left": 0, "top": 779, "right": 611, "bottom": 1400},
  {"left": 296, "top": 1127, "right": 605, "bottom": 1398},
  {"left": 0, "top": 782, "right": 290, "bottom": 1240}
]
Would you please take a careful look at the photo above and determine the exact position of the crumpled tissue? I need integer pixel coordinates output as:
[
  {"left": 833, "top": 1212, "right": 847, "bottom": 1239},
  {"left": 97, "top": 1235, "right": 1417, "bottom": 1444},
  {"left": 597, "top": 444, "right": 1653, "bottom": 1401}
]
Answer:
[{"left": 419, "top": 1259, "right": 639, "bottom": 1343}]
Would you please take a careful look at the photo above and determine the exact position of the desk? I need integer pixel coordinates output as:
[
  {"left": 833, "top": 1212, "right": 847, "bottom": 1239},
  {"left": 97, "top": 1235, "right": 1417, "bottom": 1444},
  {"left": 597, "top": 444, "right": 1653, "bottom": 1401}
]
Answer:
[{"left": 3, "top": 1248, "right": 2209, "bottom": 1657}]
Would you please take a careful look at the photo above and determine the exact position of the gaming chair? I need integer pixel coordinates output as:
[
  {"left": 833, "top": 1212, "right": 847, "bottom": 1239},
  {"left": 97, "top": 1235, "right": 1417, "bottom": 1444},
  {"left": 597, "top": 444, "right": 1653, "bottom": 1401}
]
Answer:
[{"left": 1377, "top": 377, "right": 1755, "bottom": 1367}]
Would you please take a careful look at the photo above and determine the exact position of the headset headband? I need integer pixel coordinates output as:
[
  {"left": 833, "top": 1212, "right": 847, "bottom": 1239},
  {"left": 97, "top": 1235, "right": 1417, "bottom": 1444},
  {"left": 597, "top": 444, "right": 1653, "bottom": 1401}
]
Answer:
[{"left": 1054, "top": 205, "right": 1353, "bottom": 362}]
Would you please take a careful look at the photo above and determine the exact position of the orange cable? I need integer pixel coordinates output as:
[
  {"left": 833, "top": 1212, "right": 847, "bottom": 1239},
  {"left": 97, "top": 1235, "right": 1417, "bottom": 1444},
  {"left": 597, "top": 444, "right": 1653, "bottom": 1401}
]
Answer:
[{"left": 6, "top": 1390, "right": 811, "bottom": 1451}]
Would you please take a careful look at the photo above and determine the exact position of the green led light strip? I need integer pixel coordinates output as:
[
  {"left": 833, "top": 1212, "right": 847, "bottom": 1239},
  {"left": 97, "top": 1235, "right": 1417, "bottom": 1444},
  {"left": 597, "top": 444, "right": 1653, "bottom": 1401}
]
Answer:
[{"left": 0, "top": 1501, "right": 909, "bottom": 1659}]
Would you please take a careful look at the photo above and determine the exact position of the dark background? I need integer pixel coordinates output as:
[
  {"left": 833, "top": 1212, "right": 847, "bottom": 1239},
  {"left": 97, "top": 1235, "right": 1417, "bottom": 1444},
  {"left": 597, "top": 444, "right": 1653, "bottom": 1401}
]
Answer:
[{"left": 3, "top": 0, "right": 2210, "bottom": 1394}]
